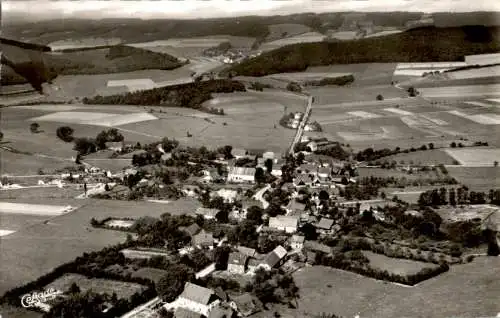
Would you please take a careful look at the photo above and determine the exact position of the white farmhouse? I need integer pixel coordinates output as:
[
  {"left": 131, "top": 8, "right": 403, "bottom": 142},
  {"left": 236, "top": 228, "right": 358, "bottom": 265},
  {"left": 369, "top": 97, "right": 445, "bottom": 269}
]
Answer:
[
  {"left": 174, "top": 282, "right": 220, "bottom": 317},
  {"left": 268, "top": 215, "right": 299, "bottom": 233},
  {"left": 227, "top": 166, "right": 255, "bottom": 183}
]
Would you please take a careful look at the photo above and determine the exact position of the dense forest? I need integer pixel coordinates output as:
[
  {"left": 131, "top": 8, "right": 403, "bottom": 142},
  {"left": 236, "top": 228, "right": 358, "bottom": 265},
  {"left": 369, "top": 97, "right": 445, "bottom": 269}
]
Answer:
[
  {"left": 226, "top": 26, "right": 500, "bottom": 76},
  {"left": 83, "top": 79, "right": 246, "bottom": 108}
]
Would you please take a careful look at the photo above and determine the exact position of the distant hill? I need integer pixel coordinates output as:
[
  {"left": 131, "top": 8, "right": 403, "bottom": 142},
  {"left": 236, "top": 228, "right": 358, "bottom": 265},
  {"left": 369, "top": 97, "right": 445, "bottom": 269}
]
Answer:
[
  {"left": 225, "top": 26, "right": 500, "bottom": 77},
  {"left": 1, "top": 38, "right": 185, "bottom": 92}
]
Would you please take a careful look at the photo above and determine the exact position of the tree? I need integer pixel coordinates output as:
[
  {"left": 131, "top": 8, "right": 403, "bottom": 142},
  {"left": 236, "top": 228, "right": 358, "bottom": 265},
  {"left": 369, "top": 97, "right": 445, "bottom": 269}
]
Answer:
[
  {"left": 449, "top": 188, "right": 456, "bottom": 206},
  {"left": 68, "top": 282, "right": 81, "bottom": 294},
  {"left": 494, "top": 161, "right": 499, "bottom": 167},
  {"left": 376, "top": 94, "right": 384, "bottom": 101},
  {"left": 319, "top": 190, "right": 329, "bottom": 201},
  {"left": 156, "top": 264, "right": 193, "bottom": 302},
  {"left": 408, "top": 86, "right": 417, "bottom": 97},
  {"left": 30, "top": 122, "right": 39, "bottom": 133},
  {"left": 265, "top": 159, "right": 273, "bottom": 173},
  {"left": 428, "top": 143, "right": 434, "bottom": 150},
  {"left": 73, "top": 138, "right": 97, "bottom": 155},
  {"left": 300, "top": 223, "right": 318, "bottom": 241},
  {"left": 450, "top": 142, "right": 457, "bottom": 148},
  {"left": 0, "top": 131, "right": 3, "bottom": 142},
  {"left": 213, "top": 246, "right": 231, "bottom": 270},
  {"left": 247, "top": 205, "right": 264, "bottom": 224},
  {"left": 56, "top": 126, "right": 75, "bottom": 142},
  {"left": 286, "top": 82, "right": 302, "bottom": 93},
  {"left": 255, "top": 167, "right": 266, "bottom": 184},
  {"left": 296, "top": 152, "right": 305, "bottom": 165}
]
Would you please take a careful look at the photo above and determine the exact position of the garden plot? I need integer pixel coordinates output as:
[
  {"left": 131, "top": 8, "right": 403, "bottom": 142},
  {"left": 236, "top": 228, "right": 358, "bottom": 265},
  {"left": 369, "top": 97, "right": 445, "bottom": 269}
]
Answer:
[
  {"left": 45, "top": 273, "right": 146, "bottom": 299},
  {"left": 0, "top": 202, "right": 76, "bottom": 216},
  {"left": 447, "top": 110, "right": 500, "bottom": 125},
  {"left": 29, "top": 111, "right": 158, "bottom": 127},
  {"left": 444, "top": 148, "right": 500, "bottom": 166},
  {"left": 419, "top": 83, "right": 500, "bottom": 98}
]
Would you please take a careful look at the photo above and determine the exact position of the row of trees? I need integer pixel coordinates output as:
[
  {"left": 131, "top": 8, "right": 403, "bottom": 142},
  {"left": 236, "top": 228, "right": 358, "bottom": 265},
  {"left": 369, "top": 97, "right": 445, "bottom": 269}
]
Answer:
[{"left": 417, "top": 186, "right": 499, "bottom": 207}]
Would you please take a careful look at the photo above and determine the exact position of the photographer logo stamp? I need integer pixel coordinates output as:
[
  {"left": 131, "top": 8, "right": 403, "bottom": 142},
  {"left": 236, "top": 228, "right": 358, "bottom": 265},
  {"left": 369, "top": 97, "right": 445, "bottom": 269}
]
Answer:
[{"left": 21, "top": 288, "right": 61, "bottom": 308}]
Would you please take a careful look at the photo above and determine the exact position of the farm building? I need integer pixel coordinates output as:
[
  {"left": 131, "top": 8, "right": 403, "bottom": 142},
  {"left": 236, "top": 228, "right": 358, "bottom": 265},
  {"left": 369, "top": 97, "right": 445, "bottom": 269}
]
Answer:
[
  {"left": 285, "top": 200, "right": 306, "bottom": 214},
  {"left": 227, "top": 252, "right": 249, "bottom": 274},
  {"left": 268, "top": 215, "right": 299, "bottom": 233},
  {"left": 290, "top": 235, "right": 305, "bottom": 250},
  {"left": 293, "top": 174, "right": 316, "bottom": 187},
  {"left": 192, "top": 230, "right": 214, "bottom": 248},
  {"left": 315, "top": 218, "right": 334, "bottom": 234},
  {"left": 195, "top": 263, "right": 216, "bottom": 279},
  {"left": 229, "top": 293, "right": 263, "bottom": 317},
  {"left": 195, "top": 207, "right": 219, "bottom": 220},
  {"left": 227, "top": 166, "right": 255, "bottom": 183},
  {"left": 231, "top": 148, "right": 247, "bottom": 159},
  {"left": 179, "top": 223, "right": 202, "bottom": 237},
  {"left": 237, "top": 246, "right": 257, "bottom": 258},
  {"left": 214, "top": 189, "right": 238, "bottom": 203},
  {"left": 260, "top": 245, "right": 288, "bottom": 270},
  {"left": 174, "top": 282, "right": 220, "bottom": 317}
]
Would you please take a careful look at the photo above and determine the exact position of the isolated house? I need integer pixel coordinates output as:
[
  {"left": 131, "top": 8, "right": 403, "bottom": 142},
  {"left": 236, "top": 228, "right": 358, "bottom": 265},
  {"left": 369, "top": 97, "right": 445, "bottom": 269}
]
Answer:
[
  {"left": 175, "top": 282, "right": 220, "bottom": 317},
  {"left": 268, "top": 215, "right": 299, "bottom": 233},
  {"left": 227, "top": 166, "right": 256, "bottom": 184},
  {"left": 261, "top": 245, "right": 287, "bottom": 270},
  {"left": 290, "top": 235, "right": 305, "bottom": 250},
  {"left": 195, "top": 207, "right": 219, "bottom": 220},
  {"left": 227, "top": 252, "right": 249, "bottom": 275}
]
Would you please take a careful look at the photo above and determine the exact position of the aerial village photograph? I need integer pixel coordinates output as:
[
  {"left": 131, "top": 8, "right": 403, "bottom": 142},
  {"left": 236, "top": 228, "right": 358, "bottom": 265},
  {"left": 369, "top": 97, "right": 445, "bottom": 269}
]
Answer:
[{"left": 0, "top": 0, "right": 499, "bottom": 317}]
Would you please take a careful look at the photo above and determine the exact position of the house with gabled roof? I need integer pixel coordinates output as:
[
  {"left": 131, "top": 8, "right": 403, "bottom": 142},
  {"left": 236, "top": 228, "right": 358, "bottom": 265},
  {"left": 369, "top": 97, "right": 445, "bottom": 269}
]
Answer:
[
  {"left": 315, "top": 217, "right": 334, "bottom": 234},
  {"left": 285, "top": 200, "right": 306, "bottom": 214},
  {"left": 268, "top": 215, "right": 299, "bottom": 233},
  {"left": 227, "top": 166, "right": 256, "bottom": 184},
  {"left": 179, "top": 223, "right": 202, "bottom": 237},
  {"left": 195, "top": 207, "right": 219, "bottom": 220},
  {"left": 290, "top": 235, "right": 305, "bottom": 250},
  {"left": 231, "top": 148, "right": 247, "bottom": 159},
  {"left": 192, "top": 230, "right": 214, "bottom": 248},
  {"left": 237, "top": 246, "right": 256, "bottom": 258},
  {"left": 260, "top": 245, "right": 287, "bottom": 271},
  {"left": 175, "top": 282, "right": 220, "bottom": 317},
  {"left": 229, "top": 293, "right": 263, "bottom": 317},
  {"left": 227, "top": 252, "right": 249, "bottom": 274}
]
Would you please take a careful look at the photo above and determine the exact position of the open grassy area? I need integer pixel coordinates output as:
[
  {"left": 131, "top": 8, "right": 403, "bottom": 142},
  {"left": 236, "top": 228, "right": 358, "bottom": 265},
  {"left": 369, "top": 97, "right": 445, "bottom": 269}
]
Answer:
[
  {"left": 267, "top": 259, "right": 500, "bottom": 318},
  {"left": 0, "top": 197, "right": 199, "bottom": 295},
  {"left": 45, "top": 273, "right": 146, "bottom": 299},
  {"left": 385, "top": 149, "right": 458, "bottom": 166},
  {"left": 447, "top": 166, "right": 500, "bottom": 192},
  {"left": 362, "top": 251, "right": 439, "bottom": 276}
]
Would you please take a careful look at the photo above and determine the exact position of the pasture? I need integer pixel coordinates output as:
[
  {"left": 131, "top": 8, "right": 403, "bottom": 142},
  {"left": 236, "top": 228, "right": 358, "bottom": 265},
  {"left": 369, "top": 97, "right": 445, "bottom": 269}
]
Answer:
[
  {"left": 385, "top": 149, "right": 458, "bottom": 166},
  {"left": 445, "top": 148, "right": 500, "bottom": 166},
  {"left": 0, "top": 197, "right": 200, "bottom": 294},
  {"left": 260, "top": 32, "right": 325, "bottom": 51},
  {"left": 45, "top": 273, "right": 146, "bottom": 299},
  {"left": 265, "top": 259, "right": 500, "bottom": 318},
  {"left": 362, "top": 251, "right": 439, "bottom": 276}
]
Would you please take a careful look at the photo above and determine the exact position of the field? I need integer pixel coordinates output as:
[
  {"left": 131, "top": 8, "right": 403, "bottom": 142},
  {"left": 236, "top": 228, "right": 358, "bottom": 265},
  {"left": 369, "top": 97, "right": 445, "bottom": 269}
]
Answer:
[
  {"left": 357, "top": 167, "right": 439, "bottom": 180},
  {"left": 48, "top": 37, "right": 122, "bottom": 51},
  {"left": 260, "top": 32, "right": 325, "bottom": 51},
  {"left": 385, "top": 149, "right": 458, "bottom": 166},
  {"left": 0, "top": 202, "right": 75, "bottom": 216},
  {"left": 445, "top": 148, "right": 500, "bottom": 166},
  {"left": 0, "top": 197, "right": 200, "bottom": 294},
  {"left": 263, "top": 259, "right": 500, "bottom": 318},
  {"left": 447, "top": 166, "right": 500, "bottom": 192},
  {"left": 266, "top": 24, "right": 312, "bottom": 41},
  {"left": 362, "top": 251, "right": 438, "bottom": 276},
  {"left": 419, "top": 83, "right": 500, "bottom": 98},
  {"left": 30, "top": 111, "right": 158, "bottom": 127},
  {"left": 45, "top": 273, "right": 146, "bottom": 299}
]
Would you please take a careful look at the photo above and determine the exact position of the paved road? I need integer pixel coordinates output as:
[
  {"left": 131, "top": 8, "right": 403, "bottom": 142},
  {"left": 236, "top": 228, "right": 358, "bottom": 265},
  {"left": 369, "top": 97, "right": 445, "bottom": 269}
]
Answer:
[{"left": 289, "top": 94, "right": 313, "bottom": 156}]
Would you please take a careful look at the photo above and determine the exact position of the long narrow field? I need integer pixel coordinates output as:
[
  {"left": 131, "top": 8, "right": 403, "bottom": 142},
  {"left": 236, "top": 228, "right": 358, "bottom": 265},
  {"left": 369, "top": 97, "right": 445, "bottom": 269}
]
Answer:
[
  {"left": 447, "top": 166, "right": 500, "bottom": 192},
  {"left": 445, "top": 148, "right": 500, "bottom": 166},
  {"left": 0, "top": 197, "right": 200, "bottom": 295}
]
